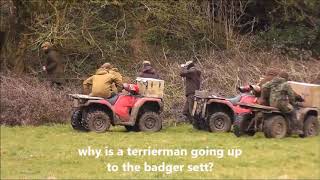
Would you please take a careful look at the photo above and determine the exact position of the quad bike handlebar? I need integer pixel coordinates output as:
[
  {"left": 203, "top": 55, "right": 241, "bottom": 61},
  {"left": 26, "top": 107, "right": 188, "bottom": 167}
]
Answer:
[
  {"left": 238, "top": 85, "right": 261, "bottom": 94},
  {"left": 238, "top": 85, "right": 251, "bottom": 93},
  {"left": 123, "top": 83, "right": 139, "bottom": 94}
]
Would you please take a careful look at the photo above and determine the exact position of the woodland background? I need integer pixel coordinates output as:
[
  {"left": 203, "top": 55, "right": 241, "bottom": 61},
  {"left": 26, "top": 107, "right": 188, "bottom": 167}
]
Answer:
[{"left": 1, "top": 0, "right": 319, "bottom": 125}]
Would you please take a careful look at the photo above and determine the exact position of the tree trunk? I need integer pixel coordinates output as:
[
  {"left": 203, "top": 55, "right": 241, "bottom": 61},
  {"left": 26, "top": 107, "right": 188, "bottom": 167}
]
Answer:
[{"left": 9, "top": 0, "right": 32, "bottom": 74}]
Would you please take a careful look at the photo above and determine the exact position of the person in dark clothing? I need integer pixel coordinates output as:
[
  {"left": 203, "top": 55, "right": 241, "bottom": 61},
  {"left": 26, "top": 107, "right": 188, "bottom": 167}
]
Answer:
[
  {"left": 41, "top": 42, "right": 65, "bottom": 88},
  {"left": 180, "top": 60, "right": 201, "bottom": 122},
  {"left": 138, "top": 61, "right": 160, "bottom": 79}
]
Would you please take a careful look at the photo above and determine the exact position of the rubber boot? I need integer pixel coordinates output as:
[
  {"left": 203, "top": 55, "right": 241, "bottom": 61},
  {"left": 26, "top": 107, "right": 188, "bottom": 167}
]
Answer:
[{"left": 186, "top": 113, "right": 193, "bottom": 124}]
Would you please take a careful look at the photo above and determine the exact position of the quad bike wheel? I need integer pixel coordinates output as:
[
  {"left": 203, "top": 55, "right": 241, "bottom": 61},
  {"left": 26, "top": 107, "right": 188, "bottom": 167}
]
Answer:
[
  {"left": 233, "top": 115, "right": 255, "bottom": 137},
  {"left": 264, "top": 115, "right": 287, "bottom": 138},
  {"left": 86, "top": 110, "right": 111, "bottom": 133},
  {"left": 71, "top": 109, "right": 88, "bottom": 131},
  {"left": 207, "top": 112, "right": 232, "bottom": 132},
  {"left": 301, "top": 115, "right": 319, "bottom": 137},
  {"left": 138, "top": 112, "right": 162, "bottom": 132}
]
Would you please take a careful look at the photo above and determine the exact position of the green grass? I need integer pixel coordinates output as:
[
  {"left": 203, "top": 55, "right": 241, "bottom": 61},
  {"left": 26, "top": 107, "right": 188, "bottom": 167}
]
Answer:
[{"left": 1, "top": 124, "right": 319, "bottom": 179}]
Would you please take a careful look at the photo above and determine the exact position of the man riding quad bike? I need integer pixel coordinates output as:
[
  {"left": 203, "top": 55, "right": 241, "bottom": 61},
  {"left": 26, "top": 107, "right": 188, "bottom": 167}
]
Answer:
[
  {"left": 191, "top": 85, "right": 260, "bottom": 132},
  {"left": 234, "top": 102, "right": 319, "bottom": 138},
  {"left": 234, "top": 78, "right": 320, "bottom": 138},
  {"left": 69, "top": 83, "right": 163, "bottom": 133}
]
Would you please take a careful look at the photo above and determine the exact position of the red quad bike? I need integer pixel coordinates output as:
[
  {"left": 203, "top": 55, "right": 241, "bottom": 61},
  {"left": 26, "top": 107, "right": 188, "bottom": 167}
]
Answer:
[
  {"left": 69, "top": 84, "right": 163, "bottom": 133},
  {"left": 191, "top": 86, "right": 258, "bottom": 132},
  {"left": 234, "top": 102, "right": 319, "bottom": 138}
]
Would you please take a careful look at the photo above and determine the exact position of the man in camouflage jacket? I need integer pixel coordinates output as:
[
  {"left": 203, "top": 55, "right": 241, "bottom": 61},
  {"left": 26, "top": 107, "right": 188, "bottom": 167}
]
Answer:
[{"left": 261, "top": 71, "right": 303, "bottom": 134}]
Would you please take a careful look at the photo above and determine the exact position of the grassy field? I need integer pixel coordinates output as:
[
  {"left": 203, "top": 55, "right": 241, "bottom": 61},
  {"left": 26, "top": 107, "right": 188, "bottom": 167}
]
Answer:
[{"left": 1, "top": 124, "right": 319, "bottom": 179}]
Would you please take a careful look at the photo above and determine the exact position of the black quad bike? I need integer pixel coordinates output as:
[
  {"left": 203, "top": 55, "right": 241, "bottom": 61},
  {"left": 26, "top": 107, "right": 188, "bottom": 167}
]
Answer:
[
  {"left": 191, "top": 89, "right": 257, "bottom": 133},
  {"left": 234, "top": 103, "right": 319, "bottom": 138}
]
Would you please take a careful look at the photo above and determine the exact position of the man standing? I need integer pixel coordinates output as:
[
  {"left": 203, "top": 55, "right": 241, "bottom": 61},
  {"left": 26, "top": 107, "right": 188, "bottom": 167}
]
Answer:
[
  {"left": 83, "top": 63, "right": 123, "bottom": 99},
  {"left": 41, "top": 42, "right": 65, "bottom": 88},
  {"left": 180, "top": 60, "right": 201, "bottom": 123},
  {"left": 138, "top": 61, "right": 160, "bottom": 79},
  {"left": 261, "top": 71, "right": 303, "bottom": 134}
]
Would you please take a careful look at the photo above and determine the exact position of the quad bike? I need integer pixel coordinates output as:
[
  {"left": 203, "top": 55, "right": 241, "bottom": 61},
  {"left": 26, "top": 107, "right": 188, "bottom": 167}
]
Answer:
[
  {"left": 191, "top": 85, "right": 258, "bottom": 132},
  {"left": 234, "top": 102, "right": 319, "bottom": 138},
  {"left": 69, "top": 83, "right": 163, "bottom": 133}
]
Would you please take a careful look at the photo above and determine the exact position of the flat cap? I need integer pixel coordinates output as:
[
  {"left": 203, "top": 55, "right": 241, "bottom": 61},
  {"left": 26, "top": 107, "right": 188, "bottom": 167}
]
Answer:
[
  {"left": 143, "top": 61, "right": 151, "bottom": 65},
  {"left": 100, "top": 62, "right": 112, "bottom": 69}
]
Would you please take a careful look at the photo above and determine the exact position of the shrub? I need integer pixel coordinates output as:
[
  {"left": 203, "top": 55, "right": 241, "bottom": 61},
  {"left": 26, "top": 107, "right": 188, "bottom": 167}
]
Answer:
[
  {"left": 0, "top": 74, "right": 78, "bottom": 125},
  {"left": 155, "top": 49, "right": 320, "bottom": 120}
]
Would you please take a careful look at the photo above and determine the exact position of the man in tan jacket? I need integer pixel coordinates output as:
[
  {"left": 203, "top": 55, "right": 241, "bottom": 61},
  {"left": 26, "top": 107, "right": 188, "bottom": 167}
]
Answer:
[
  {"left": 83, "top": 63, "right": 123, "bottom": 98},
  {"left": 96, "top": 63, "right": 123, "bottom": 95},
  {"left": 109, "top": 67, "right": 123, "bottom": 94}
]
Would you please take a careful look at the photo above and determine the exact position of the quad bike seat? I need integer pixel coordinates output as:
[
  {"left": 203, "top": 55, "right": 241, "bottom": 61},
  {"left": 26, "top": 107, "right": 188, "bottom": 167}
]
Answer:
[
  {"left": 106, "top": 94, "right": 119, "bottom": 105},
  {"left": 227, "top": 95, "right": 242, "bottom": 105},
  {"left": 237, "top": 102, "right": 279, "bottom": 112}
]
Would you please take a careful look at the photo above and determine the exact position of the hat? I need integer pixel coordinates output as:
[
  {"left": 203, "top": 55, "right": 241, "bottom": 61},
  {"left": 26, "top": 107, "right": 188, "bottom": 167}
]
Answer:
[
  {"left": 41, "top": 41, "right": 52, "bottom": 48},
  {"left": 265, "top": 68, "right": 279, "bottom": 76},
  {"left": 279, "top": 70, "right": 289, "bottom": 80},
  {"left": 185, "top": 61, "right": 193, "bottom": 66},
  {"left": 143, "top": 61, "right": 151, "bottom": 65},
  {"left": 100, "top": 63, "right": 112, "bottom": 69}
]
